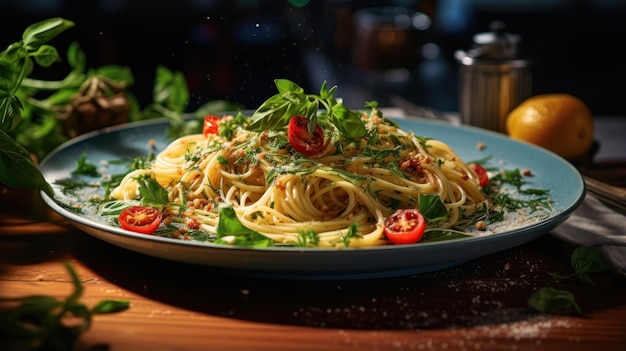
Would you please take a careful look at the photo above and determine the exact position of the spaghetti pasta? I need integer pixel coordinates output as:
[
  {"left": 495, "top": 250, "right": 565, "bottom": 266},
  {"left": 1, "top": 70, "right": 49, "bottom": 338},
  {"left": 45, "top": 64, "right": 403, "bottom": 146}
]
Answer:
[{"left": 110, "top": 107, "right": 491, "bottom": 248}]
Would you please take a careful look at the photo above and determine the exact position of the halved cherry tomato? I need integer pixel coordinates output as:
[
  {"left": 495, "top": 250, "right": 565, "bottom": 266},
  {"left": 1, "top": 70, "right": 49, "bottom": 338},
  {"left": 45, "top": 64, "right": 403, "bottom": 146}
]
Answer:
[
  {"left": 287, "top": 116, "right": 325, "bottom": 156},
  {"left": 469, "top": 163, "right": 489, "bottom": 187},
  {"left": 383, "top": 209, "right": 426, "bottom": 245},
  {"left": 203, "top": 115, "right": 222, "bottom": 137},
  {"left": 118, "top": 206, "right": 162, "bottom": 234}
]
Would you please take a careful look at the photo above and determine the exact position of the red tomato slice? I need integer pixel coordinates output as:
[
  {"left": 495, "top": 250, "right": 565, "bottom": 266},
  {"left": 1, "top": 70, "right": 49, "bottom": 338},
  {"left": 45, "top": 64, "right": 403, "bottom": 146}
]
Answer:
[
  {"left": 118, "top": 206, "right": 163, "bottom": 234},
  {"left": 287, "top": 116, "right": 325, "bottom": 156},
  {"left": 383, "top": 209, "right": 426, "bottom": 245},
  {"left": 469, "top": 163, "right": 489, "bottom": 187},
  {"left": 203, "top": 115, "right": 221, "bottom": 137}
]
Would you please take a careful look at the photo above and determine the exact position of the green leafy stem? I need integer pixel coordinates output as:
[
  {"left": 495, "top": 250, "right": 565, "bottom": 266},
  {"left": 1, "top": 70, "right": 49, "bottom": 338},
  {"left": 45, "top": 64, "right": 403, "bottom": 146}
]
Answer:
[
  {"left": 0, "top": 262, "right": 129, "bottom": 351},
  {"left": 527, "top": 246, "right": 610, "bottom": 316},
  {"left": 0, "top": 18, "right": 76, "bottom": 196},
  {"left": 246, "top": 79, "right": 366, "bottom": 139}
]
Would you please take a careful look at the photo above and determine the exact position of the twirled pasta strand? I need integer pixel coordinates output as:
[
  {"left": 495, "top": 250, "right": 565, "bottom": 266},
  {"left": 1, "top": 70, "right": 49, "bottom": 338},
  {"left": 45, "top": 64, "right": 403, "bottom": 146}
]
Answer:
[{"left": 110, "top": 113, "right": 489, "bottom": 247}]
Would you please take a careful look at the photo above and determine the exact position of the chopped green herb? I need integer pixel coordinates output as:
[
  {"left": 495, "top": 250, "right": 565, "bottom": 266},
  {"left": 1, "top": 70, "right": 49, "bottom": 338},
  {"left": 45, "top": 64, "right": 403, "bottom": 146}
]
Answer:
[
  {"left": 338, "top": 222, "right": 361, "bottom": 247},
  {"left": 297, "top": 228, "right": 320, "bottom": 247},
  {"left": 217, "top": 155, "right": 228, "bottom": 165},
  {"left": 71, "top": 152, "right": 99, "bottom": 177}
]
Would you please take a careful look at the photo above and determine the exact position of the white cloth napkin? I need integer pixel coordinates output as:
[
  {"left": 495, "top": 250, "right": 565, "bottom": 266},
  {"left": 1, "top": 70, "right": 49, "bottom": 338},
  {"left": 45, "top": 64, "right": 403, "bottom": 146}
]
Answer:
[{"left": 551, "top": 194, "right": 626, "bottom": 277}]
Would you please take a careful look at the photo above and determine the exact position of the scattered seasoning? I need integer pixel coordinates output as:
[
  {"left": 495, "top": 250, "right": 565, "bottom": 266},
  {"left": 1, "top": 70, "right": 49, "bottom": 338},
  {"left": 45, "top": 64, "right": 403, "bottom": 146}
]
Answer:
[
  {"left": 476, "top": 141, "right": 487, "bottom": 151},
  {"left": 475, "top": 220, "right": 486, "bottom": 231}
]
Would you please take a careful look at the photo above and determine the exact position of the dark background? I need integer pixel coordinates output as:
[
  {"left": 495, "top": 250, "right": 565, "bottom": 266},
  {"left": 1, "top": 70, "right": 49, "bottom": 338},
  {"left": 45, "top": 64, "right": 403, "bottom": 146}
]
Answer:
[{"left": 2, "top": 0, "right": 625, "bottom": 115}]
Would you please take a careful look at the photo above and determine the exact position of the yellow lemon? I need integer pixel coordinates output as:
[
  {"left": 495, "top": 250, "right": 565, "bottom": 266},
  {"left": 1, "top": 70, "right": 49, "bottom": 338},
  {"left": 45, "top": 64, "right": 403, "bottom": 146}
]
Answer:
[{"left": 505, "top": 94, "right": 594, "bottom": 160}]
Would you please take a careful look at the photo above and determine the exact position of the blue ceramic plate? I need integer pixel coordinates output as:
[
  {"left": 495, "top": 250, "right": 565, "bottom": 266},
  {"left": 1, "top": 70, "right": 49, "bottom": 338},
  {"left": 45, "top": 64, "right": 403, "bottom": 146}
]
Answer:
[{"left": 39, "top": 117, "right": 585, "bottom": 279}]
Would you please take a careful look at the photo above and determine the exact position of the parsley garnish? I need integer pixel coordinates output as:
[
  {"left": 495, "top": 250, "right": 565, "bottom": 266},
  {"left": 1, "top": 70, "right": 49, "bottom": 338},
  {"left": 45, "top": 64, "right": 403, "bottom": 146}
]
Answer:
[
  {"left": 135, "top": 175, "right": 169, "bottom": 206},
  {"left": 297, "top": 228, "right": 320, "bottom": 247},
  {"left": 338, "top": 222, "right": 361, "bottom": 247},
  {"left": 71, "top": 152, "right": 99, "bottom": 177}
]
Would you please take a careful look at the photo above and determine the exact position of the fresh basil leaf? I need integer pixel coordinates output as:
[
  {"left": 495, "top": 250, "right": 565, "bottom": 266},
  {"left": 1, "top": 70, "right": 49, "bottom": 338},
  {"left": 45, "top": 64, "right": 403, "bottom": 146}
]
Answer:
[
  {"left": 146, "top": 66, "right": 190, "bottom": 126},
  {"left": 168, "top": 71, "right": 189, "bottom": 113},
  {"left": 216, "top": 204, "right": 272, "bottom": 246},
  {"left": 0, "top": 42, "right": 25, "bottom": 66},
  {"left": 275, "top": 78, "right": 303, "bottom": 94},
  {"left": 66, "top": 41, "right": 86, "bottom": 72},
  {"left": 305, "top": 99, "right": 318, "bottom": 120},
  {"left": 95, "top": 65, "right": 134, "bottom": 86},
  {"left": 153, "top": 65, "right": 174, "bottom": 106},
  {"left": 528, "top": 287, "right": 583, "bottom": 316},
  {"left": 330, "top": 104, "right": 366, "bottom": 138},
  {"left": 283, "top": 90, "right": 306, "bottom": 105},
  {"left": 22, "top": 17, "right": 75, "bottom": 52},
  {"left": 0, "top": 95, "right": 23, "bottom": 132},
  {"left": 248, "top": 79, "right": 366, "bottom": 140},
  {"left": 30, "top": 44, "right": 61, "bottom": 67},
  {"left": 571, "top": 246, "right": 609, "bottom": 273},
  {"left": 419, "top": 194, "right": 448, "bottom": 223},
  {"left": 248, "top": 96, "right": 293, "bottom": 131},
  {"left": 549, "top": 246, "right": 609, "bottom": 285},
  {"left": 319, "top": 80, "right": 336, "bottom": 99},
  {"left": 0, "top": 129, "right": 53, "bottom": 196},
  {"left": 216, "top": 204, "right": 258, "bottom": 237}
]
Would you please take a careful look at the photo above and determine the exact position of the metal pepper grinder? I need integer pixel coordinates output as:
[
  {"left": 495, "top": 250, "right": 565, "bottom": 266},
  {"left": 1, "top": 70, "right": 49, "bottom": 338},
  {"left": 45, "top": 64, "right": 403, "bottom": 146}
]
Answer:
[{"left": 455, "top": 21, "right": 532, "bottom": 133}]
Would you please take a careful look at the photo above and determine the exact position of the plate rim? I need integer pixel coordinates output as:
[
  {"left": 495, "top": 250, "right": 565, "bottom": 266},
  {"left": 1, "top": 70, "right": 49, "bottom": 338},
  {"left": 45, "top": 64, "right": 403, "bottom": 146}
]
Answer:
[{"left": 38, "top": 116, "right": 586, "bottom": 278}]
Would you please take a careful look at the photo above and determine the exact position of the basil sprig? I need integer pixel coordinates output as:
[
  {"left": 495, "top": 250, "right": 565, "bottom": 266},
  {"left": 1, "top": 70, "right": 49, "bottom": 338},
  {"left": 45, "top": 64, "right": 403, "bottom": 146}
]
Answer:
[
  {"left": 549, "top": 246, "right": 609, "bottom": 285},
  {"left": 0, "top": 18, "right": 75, "bottom": 196},
  {"left": 528, "top": 247, "right": 610, "bottom": 316},
  {"left": 528, "top": 287, "right": 583, "bottom": 316},
  {"left": 0, "top": 262, "right": 129, "bottom": 350},
  {"left": 247, "top": 79, "right": 366, "bottom": 139}
]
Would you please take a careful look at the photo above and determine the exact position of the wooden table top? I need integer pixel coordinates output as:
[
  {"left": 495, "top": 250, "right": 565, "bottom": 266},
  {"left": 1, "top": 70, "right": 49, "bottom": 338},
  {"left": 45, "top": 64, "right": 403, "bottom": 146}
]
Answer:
[{"left": 2, "top": 119, "right": 626, "bottom": 351}]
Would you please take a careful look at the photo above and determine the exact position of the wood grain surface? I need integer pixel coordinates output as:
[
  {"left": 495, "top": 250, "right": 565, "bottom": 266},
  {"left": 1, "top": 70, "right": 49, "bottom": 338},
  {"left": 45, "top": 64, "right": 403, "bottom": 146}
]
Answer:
[{"left": 1, "top": 167, "right": 625, "bottom": 351}]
